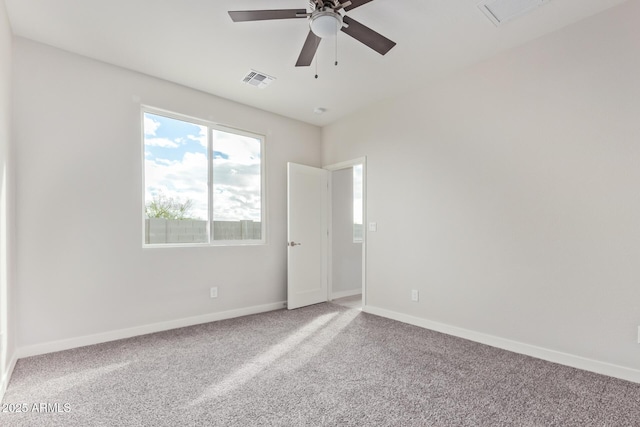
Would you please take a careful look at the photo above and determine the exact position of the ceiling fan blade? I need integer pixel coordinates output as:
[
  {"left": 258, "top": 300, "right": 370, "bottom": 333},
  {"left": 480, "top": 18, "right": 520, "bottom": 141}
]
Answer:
[
  {"left": 341, "top": 16, "right": 396, "bottom": 56},
  {"left": 228, "top": 9, "right": 307, "bottom": 22},
  {"left": 295, "top": 31, "right": 322, "bottom": 67},
  {"left": 342, "top": 0, "right": 374, "bottom": 12}
]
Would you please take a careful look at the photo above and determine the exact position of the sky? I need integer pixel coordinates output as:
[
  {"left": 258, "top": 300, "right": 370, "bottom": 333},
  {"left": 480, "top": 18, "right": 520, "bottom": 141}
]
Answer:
[{"left": 143, "top": 112, "right": 262, "bottom": 222}]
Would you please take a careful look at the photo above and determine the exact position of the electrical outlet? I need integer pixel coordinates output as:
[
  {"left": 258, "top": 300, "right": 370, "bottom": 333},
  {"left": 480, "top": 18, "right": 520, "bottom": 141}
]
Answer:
[
  {"left": 411, "top": 289, "right": 419, "bottom": 302},
  {"left": 210, "top": 287, "right": 218, "bottom": 298}
]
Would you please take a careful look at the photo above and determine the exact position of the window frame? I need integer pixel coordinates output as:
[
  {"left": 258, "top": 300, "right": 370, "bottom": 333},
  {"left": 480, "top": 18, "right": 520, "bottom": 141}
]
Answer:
[{"left": 141, "top": 106, "right": 267, "bottom": 248}]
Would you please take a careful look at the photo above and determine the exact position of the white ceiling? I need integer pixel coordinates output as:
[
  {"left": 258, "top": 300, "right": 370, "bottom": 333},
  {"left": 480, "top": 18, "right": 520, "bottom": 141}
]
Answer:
[{"left": 5, "top": 0, "right": 629, "bottom": 126}]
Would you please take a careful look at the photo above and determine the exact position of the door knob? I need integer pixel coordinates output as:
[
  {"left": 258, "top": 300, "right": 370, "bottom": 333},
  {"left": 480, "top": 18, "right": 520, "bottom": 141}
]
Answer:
[{"left": 289, "top": 241, "right": 302, "bottom": 247}]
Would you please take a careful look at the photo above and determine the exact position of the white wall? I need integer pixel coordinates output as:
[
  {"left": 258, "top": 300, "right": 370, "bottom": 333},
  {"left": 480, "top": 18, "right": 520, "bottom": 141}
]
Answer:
[
  {"left": 331, "top": 167, "right": 361, "bottom": 297},
  {"left": 323, "top": 0, "right": 640, "bottom": 378},
  {"left": 0, "top": 0, "right": 14, "bottom": 395},
  {"left": 13, "top": 38, "right": 321, "bottom": 350}
]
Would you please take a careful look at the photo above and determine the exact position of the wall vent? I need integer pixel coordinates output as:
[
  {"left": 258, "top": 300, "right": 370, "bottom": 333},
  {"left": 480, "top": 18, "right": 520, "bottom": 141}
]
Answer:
[
  {"left": 478, "top": 0, "right": 549, "bottom": 26},
  {"left": 242, "top": 70, "right": 276, "bottom": 89}
]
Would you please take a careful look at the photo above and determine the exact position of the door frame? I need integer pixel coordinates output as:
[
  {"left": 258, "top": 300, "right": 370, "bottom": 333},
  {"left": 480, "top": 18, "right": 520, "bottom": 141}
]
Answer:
[{"left": 324, "top": 157, "right": 367, "bottom": 307}]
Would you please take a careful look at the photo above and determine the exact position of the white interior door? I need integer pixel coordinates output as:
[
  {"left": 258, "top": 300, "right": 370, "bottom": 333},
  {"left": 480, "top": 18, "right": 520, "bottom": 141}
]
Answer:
[{"left": 287, "top": 162, "right": 328, "bottom": 310}]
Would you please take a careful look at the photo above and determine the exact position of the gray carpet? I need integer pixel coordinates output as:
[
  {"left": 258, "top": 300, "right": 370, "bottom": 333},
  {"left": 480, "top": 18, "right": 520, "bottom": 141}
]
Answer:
[{"left": 2, "top": 302, "right": 639, "bottom": 426}]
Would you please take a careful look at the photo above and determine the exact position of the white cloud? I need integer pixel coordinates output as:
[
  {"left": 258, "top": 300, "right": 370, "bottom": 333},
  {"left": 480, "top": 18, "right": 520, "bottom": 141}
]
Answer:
[
  {"left": 145, "top": 137, "right": 181, "bottom": 148},
  {"left": 188, "top": 126, "right": 208, "bottom": 149},
  {"left": 144, "top": 115, "right": 161, "bottom": 136},
  {"left": 145, "top": 152, "right": 209, "bottom": 220},
  {"left": 212, "top": 130, "right": 260, "bottom": 164},
  {"left": 212, "top": 160, "right": 261, "bottom": 221},
  {"left": 154, "top": 158, "right": 174, "bottom": 166}
]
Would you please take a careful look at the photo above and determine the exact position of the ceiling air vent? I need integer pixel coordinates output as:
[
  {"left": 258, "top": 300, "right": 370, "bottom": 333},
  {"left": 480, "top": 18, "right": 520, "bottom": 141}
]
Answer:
[
  {"left": 242, "top": 70, "right": 276, "bottom": 89},
  {"left": 478, "top": 0, "right": 549, "bottom": 26}
]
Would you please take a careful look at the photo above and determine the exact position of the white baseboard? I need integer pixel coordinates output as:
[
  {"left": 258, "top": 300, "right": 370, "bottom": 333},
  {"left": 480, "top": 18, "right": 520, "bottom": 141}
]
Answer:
[
  {"left": 0, "top": 353, "right": 17, "bottom": 401},
  {"left": 363, "top": 305, "right": 640, "bottom": 384},
  {"left": 331, "top": 289, "right": 362, "bottom": 300},
  {"left": 18, "top": 301, "right": 287, "bottom": 359}
]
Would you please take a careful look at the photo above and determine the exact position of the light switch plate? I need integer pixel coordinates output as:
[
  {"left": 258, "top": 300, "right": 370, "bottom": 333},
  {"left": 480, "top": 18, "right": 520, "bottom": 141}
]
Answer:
[{"left": 368, "top": 222, "right": 377, "bottom": 232}]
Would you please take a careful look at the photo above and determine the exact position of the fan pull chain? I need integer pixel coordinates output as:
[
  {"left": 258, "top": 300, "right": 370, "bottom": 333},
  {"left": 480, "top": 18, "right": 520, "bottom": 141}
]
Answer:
[
  {"left": 315, "top": 37, "right": 319, "bottom": 79},
  {"left": 335, "top": 34, "right": 338, "bottom": 66}
]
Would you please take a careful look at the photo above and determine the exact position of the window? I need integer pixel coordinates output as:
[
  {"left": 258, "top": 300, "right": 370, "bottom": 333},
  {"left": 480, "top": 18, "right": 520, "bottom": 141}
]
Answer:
[
  {"left": 353, "top": 164, "right": 363, "bottom": 243},
  {"left": 143, "top": 108, "right": 264, "bottom": 246}
]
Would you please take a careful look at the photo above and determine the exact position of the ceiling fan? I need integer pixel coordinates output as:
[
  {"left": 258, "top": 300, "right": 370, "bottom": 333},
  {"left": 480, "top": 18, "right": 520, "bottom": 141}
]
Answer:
[{"left": 228, "top": 0, "right": 396, "bottom": 67}]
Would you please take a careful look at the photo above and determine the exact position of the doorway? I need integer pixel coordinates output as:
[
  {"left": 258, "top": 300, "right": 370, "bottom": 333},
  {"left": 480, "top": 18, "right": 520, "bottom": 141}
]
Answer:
[
  {"left": 286, "top": 158, "right": 366, "bottom": 310},
  {"left": 326, "top": 158, "right": 366, "bottom": 309}
]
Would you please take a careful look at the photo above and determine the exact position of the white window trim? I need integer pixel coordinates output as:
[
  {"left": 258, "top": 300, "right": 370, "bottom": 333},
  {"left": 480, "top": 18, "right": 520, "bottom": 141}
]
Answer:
[{"left": 141, "top": 106, "right": 267, "bottom": 247}]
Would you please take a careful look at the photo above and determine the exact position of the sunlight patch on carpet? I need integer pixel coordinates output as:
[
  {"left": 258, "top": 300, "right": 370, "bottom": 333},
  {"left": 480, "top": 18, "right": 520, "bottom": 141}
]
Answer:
[{"left": 192, "top": 309, "right": 359, "bottom": 404}]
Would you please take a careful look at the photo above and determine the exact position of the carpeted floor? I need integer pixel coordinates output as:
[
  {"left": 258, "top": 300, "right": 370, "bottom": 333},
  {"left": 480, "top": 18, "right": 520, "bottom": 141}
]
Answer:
[
  {"left": 2, "top": 302, "right": 639, "bottom": 426},
  {"left": 331, "top": 295, "right": 362, "bottom": 310}
]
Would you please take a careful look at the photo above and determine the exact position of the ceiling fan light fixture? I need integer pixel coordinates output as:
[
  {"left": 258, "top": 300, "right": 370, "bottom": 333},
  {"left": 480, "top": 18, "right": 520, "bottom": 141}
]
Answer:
[{"left": 309, "top": 10, "right": 343, "bottom": 38}]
